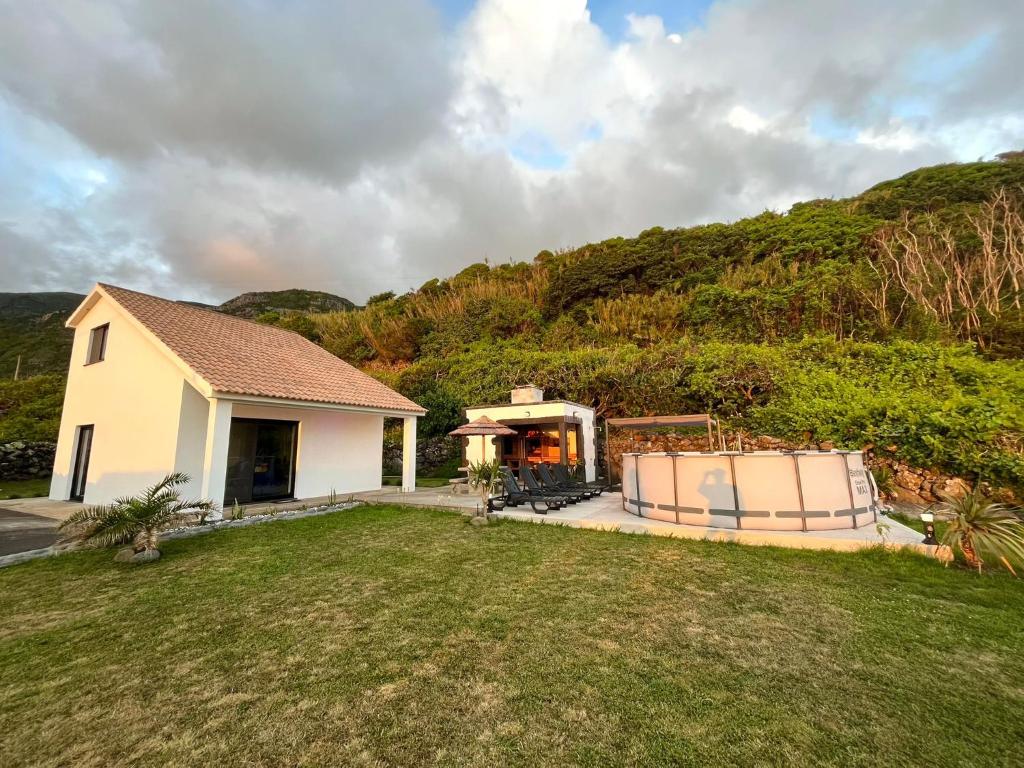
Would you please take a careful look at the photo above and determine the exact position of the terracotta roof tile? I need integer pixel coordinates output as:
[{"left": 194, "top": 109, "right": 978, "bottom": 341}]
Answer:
[{"left": 98, "top": 284, "right": 424, "bottom": 413}]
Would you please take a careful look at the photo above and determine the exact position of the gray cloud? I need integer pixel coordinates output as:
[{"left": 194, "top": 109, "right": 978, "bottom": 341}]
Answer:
[
  {"left": 0, "top": 0, "right": 1021, "bottom": 304},
  {"left": 0, "top": 0, "right": 452, "bottom": 180}
]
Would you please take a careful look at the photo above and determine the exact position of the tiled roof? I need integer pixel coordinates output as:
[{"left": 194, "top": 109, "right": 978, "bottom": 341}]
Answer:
[{"left": 98, "top": 284, "right": 424, "bottom": 413}]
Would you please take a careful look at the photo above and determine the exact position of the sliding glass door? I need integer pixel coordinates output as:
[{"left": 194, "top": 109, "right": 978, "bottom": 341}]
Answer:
[{"left": 224, "top": 419, "right": 297, "bottom": 505}]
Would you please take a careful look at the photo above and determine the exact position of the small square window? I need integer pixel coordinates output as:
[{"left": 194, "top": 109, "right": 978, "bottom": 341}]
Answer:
[{"left": 86, "top": 324, "right": 108, "bottom": 365}]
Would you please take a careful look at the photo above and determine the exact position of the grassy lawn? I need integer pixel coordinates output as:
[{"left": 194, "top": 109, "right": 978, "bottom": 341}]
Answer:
[
  {"left": 2, "top": 504, "right": 1023, "bottom": 766},
  {"left": 0, "top": 477, "right": 50, "bottom": 500}
]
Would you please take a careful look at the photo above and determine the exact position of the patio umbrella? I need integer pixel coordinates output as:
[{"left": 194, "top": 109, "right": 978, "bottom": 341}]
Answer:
[
  {"left": 449, "top": 416, "right": 517, "bottom": 515},
  {"left": 448, "top": 415, "right": 517, "bottom": 463}
]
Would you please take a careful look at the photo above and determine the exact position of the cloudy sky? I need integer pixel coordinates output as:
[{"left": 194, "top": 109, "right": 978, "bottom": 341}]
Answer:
[{"left": 1, "top": 0, "right": 1021, "bottom": 303}]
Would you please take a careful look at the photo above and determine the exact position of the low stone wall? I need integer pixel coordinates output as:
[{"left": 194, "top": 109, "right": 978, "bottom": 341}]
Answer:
[
  {"left": 0, "top": 441, "right": 56, "bottom": 481},
  {"left": 605, "top": 432, "right": 980, "bottom": 504},
  {"left": 383, "top": 435, "right": 460, "bottom": 475}
]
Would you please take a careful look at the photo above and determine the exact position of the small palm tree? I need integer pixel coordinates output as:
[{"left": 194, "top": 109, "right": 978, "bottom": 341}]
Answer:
[
  {"left": 466, "top": 458, "right": 502, "bottom": 516},
  {"left": 938, "top": 491, "right": 1024, "bottom": 575},
  {"left": 59, "top": 473, "right": 215, "bottom": 562}
]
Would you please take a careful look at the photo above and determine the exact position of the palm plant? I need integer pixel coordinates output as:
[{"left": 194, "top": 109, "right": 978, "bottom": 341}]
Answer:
[
  {"left": 59, "top": 472, "right": 215, "bottom": 561},
  {"left": 466, "top": 458, "right": 502, "bottom": 517},
  {"left": 937, "top": 491, "right": 1024, "bottom": 575}
]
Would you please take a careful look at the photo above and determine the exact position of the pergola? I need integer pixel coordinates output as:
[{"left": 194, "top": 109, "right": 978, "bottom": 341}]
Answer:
[{"left": 604, "top": 414, "right": 723, "bottom": 482}]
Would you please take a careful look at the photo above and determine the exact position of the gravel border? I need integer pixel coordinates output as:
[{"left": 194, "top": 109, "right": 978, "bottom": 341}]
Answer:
[{"left": 0, "top": 500, "right": 363, "bottom": 569}]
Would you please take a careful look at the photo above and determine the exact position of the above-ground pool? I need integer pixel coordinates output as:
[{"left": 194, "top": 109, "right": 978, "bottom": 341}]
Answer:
[{"left": 621, "top": 451, "right": 878, "bottom": 531}]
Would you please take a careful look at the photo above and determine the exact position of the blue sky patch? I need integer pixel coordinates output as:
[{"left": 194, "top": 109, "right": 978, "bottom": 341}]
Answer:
[
  {"left": 588, "top": 0, "right": 712, "bottom": 39},
  {"left": 907, "top": 31, "right": 995, "bottom": 86},
  {"left": 809, "top": 107, "right": 859, "bottom": 143},
  {"left": 508, "top": 132, "right": 571, "bottom": 170}
]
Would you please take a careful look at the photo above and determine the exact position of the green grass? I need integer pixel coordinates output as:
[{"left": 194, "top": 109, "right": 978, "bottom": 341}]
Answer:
[
  {"left": 889, "top": 511, "right": 951, "bottom": 541},
  {"left": 381, "top": 475, "right": 451, "bottom": 487},
  {"left": 2, "top": 504, "right": 1023, "bottom": 766},
  {"left": 0, "top": 477, "right": 50, "bottom": 500}
]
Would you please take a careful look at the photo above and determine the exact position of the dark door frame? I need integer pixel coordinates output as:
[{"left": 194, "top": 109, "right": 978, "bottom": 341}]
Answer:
[
  {"left": 226, "top": 418, "right": 299, "bottom": 505},
  {"left": 70, "top": 424, "right": 94, "bottom": 501}
]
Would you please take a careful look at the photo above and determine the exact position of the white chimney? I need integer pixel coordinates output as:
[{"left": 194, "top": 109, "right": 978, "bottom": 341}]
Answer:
[{"left": 511, "top": 385, "right": 544, "bottom": 404}]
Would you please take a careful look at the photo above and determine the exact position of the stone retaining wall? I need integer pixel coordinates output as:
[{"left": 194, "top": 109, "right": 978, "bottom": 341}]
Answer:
[
  {"left": 606, "top": 432, "right": 981, "bottom": 504},
  {"left": 383, "top": 435, "right": 460, "bottom": 475},
  {"left": 0, "top": 441, "right": 56, "bottom": 481}
]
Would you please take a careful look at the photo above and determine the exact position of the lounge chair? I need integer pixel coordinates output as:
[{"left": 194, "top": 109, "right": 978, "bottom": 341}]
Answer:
[
  {"left": 519, "top": 465, "right": 581, "bottom": 504},
  {"left": 538, "top": 463, "right": 595, "bottom": 499},
  {"left": 494, "top": 467, "right": 562, "bottom": 514},
  {"left": 553, "top": 463, "right": 607, "bottom": 495}
]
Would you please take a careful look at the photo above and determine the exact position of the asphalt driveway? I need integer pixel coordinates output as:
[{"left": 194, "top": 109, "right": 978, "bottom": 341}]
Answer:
[{"left": 0, "top": 507, "right": 61, "bottom": 556}]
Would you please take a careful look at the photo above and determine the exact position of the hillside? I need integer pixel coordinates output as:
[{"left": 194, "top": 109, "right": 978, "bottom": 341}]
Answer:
[
  {"left": 217, "top": 289, "right": 355, "bottom": 318},
  {"left": 3, "top": 157, "right": 1023, "bottom": 493},
  {"left": 313, "top": 156, "right": 1024, "bottom": 492},
  {"left": 0, "top": 292, "right": 84, "bottom": 379}
]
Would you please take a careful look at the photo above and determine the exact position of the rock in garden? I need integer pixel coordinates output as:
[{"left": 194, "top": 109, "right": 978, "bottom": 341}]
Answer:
[{"left": 130, "top": 549, "right": 161, "bottom": 564}]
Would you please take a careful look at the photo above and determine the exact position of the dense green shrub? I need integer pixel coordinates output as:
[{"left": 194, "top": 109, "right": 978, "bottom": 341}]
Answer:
[
  {"left": 540, "top": 201, "right": 883, "bottom": 318},
  {"left": 855, "top": 158, "right": 1024, "bottom": 219},
  {"left": 254, "top": 310, "right": 321, "bottom": 341},
  {"left": 0, "top": 375, "right": 65, "bottom": 442}
]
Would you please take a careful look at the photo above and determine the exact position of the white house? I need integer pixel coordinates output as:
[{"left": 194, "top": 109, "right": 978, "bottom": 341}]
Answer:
[
  {"left": 463, "top": 386, "right": 597, "bottom": 482},
  {"left": 50, "top": 284, "right": 424, "bottom": 510}
]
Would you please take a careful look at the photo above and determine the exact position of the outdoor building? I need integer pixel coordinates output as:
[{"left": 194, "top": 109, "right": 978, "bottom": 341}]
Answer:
[
  {"left": 463, "top": 386, "right": 597, "bottom": 481},
  {"left": 49, "top": 284, "right": 424, "bottom": 509}
]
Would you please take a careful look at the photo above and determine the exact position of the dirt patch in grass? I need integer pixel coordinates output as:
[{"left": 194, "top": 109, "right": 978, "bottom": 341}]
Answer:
[{"left": 1, "top": 505, "right": 1023, "bottom": 766}]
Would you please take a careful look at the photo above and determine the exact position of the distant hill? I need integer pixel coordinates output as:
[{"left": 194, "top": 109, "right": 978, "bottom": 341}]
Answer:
[
  {"left": 216, "top": 289, "right": 355, "bottom": 318},
  {"left": 0, "top": 292, "right": 85, "bottom": 319},
  {"left": 0, "top": 292, "right": 84, "bottom": 379}
]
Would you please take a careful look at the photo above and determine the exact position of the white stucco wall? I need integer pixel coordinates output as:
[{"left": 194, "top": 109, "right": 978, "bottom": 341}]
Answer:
[
  {"left": 51, "top": 291, "right": 393, "bottom": 506},
  {"left": 463, "top": 401, "right": 597, "bottom": 481},
  {"left": 49, "top": 297, "right": 200, "bottom": 504},
  {"left": 230, "top": 403, "right": 384, "bottom": 498},
  {"left": 173, "top": 380, "right": 211, "bottom": 498}
]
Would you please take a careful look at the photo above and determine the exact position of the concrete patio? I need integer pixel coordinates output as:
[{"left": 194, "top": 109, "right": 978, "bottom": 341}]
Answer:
[
  {"left": 357, "top": 485, "right": 942, "bottom": 557},
  {"left": 2, "top": 485, "right": 940, "bottom": 559}
]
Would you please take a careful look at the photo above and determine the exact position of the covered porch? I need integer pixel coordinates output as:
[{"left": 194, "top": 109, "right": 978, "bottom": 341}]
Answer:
[
  {"left": 198, "top": 396, "right": 421, "bottom": 514},
  {"left": 478, "top": 416, "right": 584, "bottom": 473},
  {"left": 462, "top": 386, "right": 598, "bottom": 482}
]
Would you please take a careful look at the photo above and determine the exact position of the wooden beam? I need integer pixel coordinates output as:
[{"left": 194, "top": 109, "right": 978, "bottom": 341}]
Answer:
[
  {"left": 497, "top": 416, "right": 582, "bottom": 426},
  {"left": 558, "top": 421, "right": 568, "bottom": 466}
]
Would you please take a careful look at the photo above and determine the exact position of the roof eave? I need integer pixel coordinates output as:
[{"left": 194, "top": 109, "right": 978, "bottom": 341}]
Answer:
[
  {"left": 66, "top": 284, "right": 104, "bottom": 328},
  {"left": 213, "top": 391, "right": 426, "bottom": 417}
]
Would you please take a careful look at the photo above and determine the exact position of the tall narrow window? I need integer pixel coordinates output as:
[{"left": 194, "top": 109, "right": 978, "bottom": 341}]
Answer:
[{"left": 86, "top": 323, "right": 108, "bottom": 364}]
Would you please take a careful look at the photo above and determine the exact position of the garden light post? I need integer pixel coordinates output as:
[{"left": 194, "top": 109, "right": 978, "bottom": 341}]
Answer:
[{"left": 921, "top": 510, "right": 938, "bottom": 545}]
